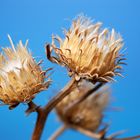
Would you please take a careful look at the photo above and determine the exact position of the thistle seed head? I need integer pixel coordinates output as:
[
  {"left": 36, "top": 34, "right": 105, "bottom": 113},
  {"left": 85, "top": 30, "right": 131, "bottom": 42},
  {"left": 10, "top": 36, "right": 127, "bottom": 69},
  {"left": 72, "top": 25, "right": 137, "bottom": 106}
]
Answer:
[
  {"left": 0, "top": 36, "right": 51, "bottom": 108},
  {"left": 56, "top": 80, "right": 110, "bottom": 131},
  {"left": 51, "top": 16, "right": 125, "bottom": 83}
]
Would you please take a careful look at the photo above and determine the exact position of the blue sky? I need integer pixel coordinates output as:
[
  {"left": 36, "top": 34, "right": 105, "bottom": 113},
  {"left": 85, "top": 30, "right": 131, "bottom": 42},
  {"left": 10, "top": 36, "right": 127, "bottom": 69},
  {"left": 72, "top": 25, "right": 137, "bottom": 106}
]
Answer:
[{"left": 0, "top": 0, "right": 140, "bottom": 140}]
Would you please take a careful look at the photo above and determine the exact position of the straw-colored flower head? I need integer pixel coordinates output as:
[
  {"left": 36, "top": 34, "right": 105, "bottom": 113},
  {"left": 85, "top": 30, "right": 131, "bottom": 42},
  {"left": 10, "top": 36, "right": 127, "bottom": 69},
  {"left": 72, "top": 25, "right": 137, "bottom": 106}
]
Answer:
[
  {"left": 0, "top": 35, "right": 51, "bottom": 109},
  {"left": 49, "top": 15, "right": 125, "bottom": 83},
  {"left": 56, "top": 80, "right": 110, "bottom": 131}
]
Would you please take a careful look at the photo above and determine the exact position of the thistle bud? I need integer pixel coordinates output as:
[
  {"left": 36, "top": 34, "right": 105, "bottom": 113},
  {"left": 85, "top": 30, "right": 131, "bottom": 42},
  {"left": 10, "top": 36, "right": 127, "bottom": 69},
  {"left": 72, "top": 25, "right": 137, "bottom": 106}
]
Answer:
[
  {"left": 0, "top": 36, "right": 51, "bottom": 109},
  {"left": 50, "top": 16, "right": 125, "bottom": 83},
  {"left": 56, "top": 80, "right": 110, "bottom": 131}
]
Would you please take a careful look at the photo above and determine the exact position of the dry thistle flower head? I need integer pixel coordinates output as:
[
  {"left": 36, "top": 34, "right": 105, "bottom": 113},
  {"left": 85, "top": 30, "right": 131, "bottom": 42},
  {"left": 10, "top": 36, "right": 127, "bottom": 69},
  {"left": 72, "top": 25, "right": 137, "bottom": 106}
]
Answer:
[
  {"left": 47, "top": 15, "right": 125, "bottom": 83},
  {"left": 0, "top": 35, "right": 51, "bottom": 109},
  {"left": 56, "top": 80, "right": 110, "bottom": 132}
]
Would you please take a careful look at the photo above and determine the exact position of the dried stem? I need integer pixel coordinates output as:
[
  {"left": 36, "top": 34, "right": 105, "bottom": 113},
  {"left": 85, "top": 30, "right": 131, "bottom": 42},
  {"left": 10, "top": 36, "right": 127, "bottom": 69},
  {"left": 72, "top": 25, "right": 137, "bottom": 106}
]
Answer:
[
  {"left": 64, "top": 82, "right": 104, "bottom": 113},
  {"left": 112, "top": 135, "right": 140, "bottom": 140},
  {"left": 106, "top": 130, "right": 127, "bottom": 140},
  {"left": 63, "top": 124, "right": 140, "bottom": 140},
  {"left": 31, "top": 79, "right": 105, "bottom": 140},
  {"left": 26, "top": 101, "right": 39, "bottom": 115},
  {"left": 73, "top": 82, "right": 104, "bottom": 104},
  {"left": 71, "top": 124, "right": 101, "bottom": 139},
  {"left": 31, "top": 107, "right": 47, "bottom": 140},
  {"left": 31, "top": 77, "right": 77, "bottom": 140},
  {"left": 49, "top": 125, "right": 67, "bottom": 140},
  {"left": 48, "top": 122, "right": 140, "bottom": 140}
]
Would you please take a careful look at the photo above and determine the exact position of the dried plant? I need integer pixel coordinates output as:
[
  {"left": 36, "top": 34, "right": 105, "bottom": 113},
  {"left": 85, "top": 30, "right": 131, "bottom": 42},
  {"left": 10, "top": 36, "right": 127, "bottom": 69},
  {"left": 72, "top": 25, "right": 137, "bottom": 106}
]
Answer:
[
  {"left": 0, "top": 15, "right": 139, "bottom": 140},
  {"left": 0, "top": 35, "right": 51, "bottom": 109},
  {"left": 51, "top": 82, "right": 140, "bottom": 140},
  {"left": 47, "top": 16, "right": 125, "bottom": 83},
  {"left": 56, "top": 80, "right": 109, "bottom": 132}
]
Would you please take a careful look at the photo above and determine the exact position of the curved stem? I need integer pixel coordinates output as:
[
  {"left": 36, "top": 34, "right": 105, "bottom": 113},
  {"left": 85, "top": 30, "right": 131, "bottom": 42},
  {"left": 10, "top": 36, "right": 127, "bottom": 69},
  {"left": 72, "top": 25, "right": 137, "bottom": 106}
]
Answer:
[
  {"left": 31, "top": 80, "right": 104, "bottom": 140},
  {"left": 31, "top": 77, "right": 76, "bottom": 140},
  {"left": 74, "top": 82, "right": 104, "bottom": 104},
  {"left": 64, "top": 82, "right": 104, "bottom": 114},
  {"left": 44, "top": 77, "right": 76, "bottom": 113},
  {"left": 114, "top": 135, "right": 140, "bottom": 140},
  {"left": 71, "top": 124, "right": 101, "bottom": 139},
  {"left": 49, "top": 125, "right": 67, "bottom": 140}
]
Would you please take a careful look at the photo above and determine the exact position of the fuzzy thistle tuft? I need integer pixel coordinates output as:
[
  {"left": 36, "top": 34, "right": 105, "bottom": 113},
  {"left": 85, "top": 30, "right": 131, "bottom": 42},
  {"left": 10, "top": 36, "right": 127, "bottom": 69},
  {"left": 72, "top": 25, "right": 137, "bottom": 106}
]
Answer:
[
  {"left": 48, "top": 16, "right": 125, "bottom": 83},
  {"left": 0, "top": 36, "right": 51, "bottom": 109}
]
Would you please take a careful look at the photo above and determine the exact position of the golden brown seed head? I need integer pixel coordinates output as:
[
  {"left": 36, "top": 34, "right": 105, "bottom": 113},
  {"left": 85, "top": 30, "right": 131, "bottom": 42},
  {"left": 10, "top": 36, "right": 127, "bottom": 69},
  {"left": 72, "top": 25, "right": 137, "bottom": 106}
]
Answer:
[
  {"left": 51, "top": 16, "right": 125, "bottom": 83},
  {"left": 56, "top": 80, "right": 110, "bottom": 131},
  {"left": 0, "top": 36, "right": 51, "bottom": 108}
]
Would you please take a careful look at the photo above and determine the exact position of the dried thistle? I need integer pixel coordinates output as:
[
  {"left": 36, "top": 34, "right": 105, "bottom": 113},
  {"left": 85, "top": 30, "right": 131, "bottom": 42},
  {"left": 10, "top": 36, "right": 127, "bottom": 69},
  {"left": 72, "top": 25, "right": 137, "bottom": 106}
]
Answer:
[
  {"left": 0, "top": 35, "right": 51, "bottom": 109},
  {"left": 55, "top": 82, "right": 140, "bottom": 140},
  {"left": 46, "top": 15, "right": 125, "bottom": 83},
  {"left": 56, "top": 80, "right": 110, "bottom": 132}
]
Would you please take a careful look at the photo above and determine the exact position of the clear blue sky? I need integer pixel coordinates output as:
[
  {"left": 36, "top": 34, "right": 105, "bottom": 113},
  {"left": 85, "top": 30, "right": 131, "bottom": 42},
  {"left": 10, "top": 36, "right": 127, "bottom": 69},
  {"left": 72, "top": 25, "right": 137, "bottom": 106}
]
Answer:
[{"left": 0, "top": 0, "right": 140, "bottom": 140}]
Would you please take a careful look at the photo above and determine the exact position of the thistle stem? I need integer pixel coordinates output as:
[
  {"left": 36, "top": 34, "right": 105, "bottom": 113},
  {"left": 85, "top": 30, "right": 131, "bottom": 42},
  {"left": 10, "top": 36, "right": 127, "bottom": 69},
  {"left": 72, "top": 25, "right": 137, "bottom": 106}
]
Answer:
[
  {"left": 31, "top": 77, "right": 76, "bottom": 140},
  {"left": 49, "top": 125, "right": 67, "bottom": 140},
  {"left": 31, "top": 80, "right": 104, "bottom": 140},
  {"left": 64, "top": 82, "right": 104, "bottom": 114},
  {"left": 71, "top": 125, "right": 101, "bottom": 139}
]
